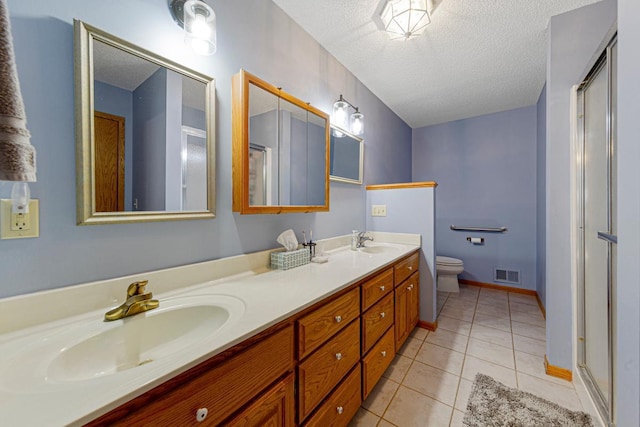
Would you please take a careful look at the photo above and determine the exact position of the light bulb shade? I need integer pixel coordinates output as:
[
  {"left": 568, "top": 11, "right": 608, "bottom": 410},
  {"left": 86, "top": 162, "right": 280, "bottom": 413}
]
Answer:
[
  {"left": 183, "top": 0, "right": 216, "bottom": 55},
  {"left": 380, "top": 0, "right": 430, "bottom": 40},
  {"left": 11, "top": 182, "right": 30, "bottom": 214},
  {"left": 350, "top": 112, "right": 364, "bottom": 135},
  {"left": 332, "top": 100, "right": 350, "bottom": 131}
]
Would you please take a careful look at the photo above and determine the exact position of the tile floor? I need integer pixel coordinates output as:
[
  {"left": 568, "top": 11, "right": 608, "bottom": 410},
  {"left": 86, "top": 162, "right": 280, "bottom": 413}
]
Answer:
[{"left": 349, "top": 285, "right": 596, "bottom": 427}]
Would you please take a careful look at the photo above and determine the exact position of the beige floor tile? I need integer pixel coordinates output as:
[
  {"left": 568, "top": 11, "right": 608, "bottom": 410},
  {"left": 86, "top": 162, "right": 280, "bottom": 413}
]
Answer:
[
  {"left": 514, "top": 351, "right": 573, "bottom": 388},
  {"left": 510, "top": 301, "right": 543, "bottom": 316},
  {"left": 511, "top": 321, "right": 546, "bottom": 341},
  {"left": 462, "top": 355, "right": 517, "bottom": 388},
  {"left": 508, "top": 293, "right": 539, "bottom": 306},
  {"left": 437, "top": 315, "right": 472, "bottom": 336},
  {"left": 449, "top": 409, "right": 466, "bottom": 427},
  {"left": 477, "top": 292, "right": 510, "bottom": 306},
  {"left": 454, "top": 378, "right": 474, "bottom": 412},
  {"left": 382, "top": 354, "right": 413, "bottom": 383},
  {"left": 383, "top": 385, "right": 454, "bottom": 427},
  {"left": 517, "top": 372, "right": 583, "bottom": 412},
  {"left": 362, "top": 377, "right": 400, "bottom": 416},
  {"left": 396, "top": 336, "right": 424, "bottom": 358},
  {"left": 409, "top": 326, "right": 428, "bottom": 341},
  {"left": 444, "top": 298, "right": 477, "bottom": 311},
  {"left": 415, "top": 342, "right": 465, "bottom": 375},
  {"left": 447, "top": 288, "right": 479, "bottom": 303},
  {"left": 466, "top": 337, "right": 515, "bottom": 369},
  {"left": 377, "top": 420, "right": 396, "bottom": 427},
  {"left": 469, "top": 324, "right": 513, "bottom": 349},
  {"left": 475, "top": 301, "right": 510, "bottom": 317},
  {"left": 439, "top": 305, "right": 475, "bottom": 322},
  {"left": 512, "top": 334, "right": 546, "bottom": 357},
  {"left": 510, "top": 310, "right": 546, "bottom": 328},
  {"left": 402, "top": 360, "right": 461, "bottom": 406},
  {"left": 473, "top": 312, "right": 512, "bottom": 332},
  {"left": 479, "top": 288, "right": 509, "bottom": 300},
  {"left": 425, "top": 329, "right": 469, "bottom": 353},
  {"left": 348, "top": 408, "right": 380, "bottom": 426}
]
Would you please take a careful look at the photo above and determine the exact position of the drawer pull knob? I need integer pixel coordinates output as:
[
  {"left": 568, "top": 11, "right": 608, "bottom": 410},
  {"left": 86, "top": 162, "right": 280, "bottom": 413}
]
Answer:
[
  {"left": 196, "top": 408, "right": 208, "bottom": 422},
  {"left": 380, "top": 312, "right": 386, "bottom": 318},
  {"left": 335, "top": 352, "right": 343, "bottom": 360},
  {"left": 380, "top": 285, "right": 385, "bottom": 291},
  {"left": 335, "top": 315, "right": 342, "bottom": 323},
  {"left": 337, "top": 406, "right": 344, "bottom": 415},
  {"left": 381, "top": 350, "right": 387, "bottom": 357},
  {"left": 408, "top": 265, "right": 413, "bottom": 271}
]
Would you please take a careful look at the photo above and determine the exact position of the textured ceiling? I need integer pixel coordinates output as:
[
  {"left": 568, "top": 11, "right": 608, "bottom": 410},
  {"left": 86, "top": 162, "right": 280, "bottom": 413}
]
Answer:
[{"left": 272, "top": 0, "right": 602, "bottom": 128}]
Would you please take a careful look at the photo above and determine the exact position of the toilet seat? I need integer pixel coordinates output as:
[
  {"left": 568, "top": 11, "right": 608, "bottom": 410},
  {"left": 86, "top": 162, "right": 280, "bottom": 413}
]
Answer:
[{"left": 436, "top": 256, "right": 463, "bottom": 267}]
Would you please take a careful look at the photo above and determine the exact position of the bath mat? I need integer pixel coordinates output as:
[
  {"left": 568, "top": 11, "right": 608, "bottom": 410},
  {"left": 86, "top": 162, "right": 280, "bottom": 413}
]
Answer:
[{"left": 463, "top": 373, "right": 593, "bottom": 427}]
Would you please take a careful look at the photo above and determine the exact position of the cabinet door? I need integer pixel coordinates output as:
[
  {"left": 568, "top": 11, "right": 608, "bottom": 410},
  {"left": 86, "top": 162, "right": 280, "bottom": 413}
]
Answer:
[
  {"left": 394, "top": 284, "right": 409, "bottom": 351},
  {"left": 227, "top": 374, "right": 295, "bottom": 427}
]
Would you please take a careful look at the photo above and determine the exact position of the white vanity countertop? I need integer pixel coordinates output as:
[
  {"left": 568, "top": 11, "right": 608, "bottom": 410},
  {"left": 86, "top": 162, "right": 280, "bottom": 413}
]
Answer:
[{"left": 0, "top": 234, "right": 420, "bottom": 426}]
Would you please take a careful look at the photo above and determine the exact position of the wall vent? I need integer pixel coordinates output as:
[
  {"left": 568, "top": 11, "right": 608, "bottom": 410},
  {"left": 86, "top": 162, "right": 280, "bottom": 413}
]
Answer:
[{"left": 494, "top": 268, "right": 520, "bottom": 285}]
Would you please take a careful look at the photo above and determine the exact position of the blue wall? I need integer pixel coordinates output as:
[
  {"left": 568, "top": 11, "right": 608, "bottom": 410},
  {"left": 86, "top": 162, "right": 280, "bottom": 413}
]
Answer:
[
  {"left": 412, "top": 106, "right": 538, "bottom": 291},
  {"left": 545, "top": 0, "right": 616, "bottom": 371},
  {"left": 0, "top": 0, "right": 412, "bottom": 298},
  {"left": 536, "top": 85, "right": 546, "bottom": 307}
]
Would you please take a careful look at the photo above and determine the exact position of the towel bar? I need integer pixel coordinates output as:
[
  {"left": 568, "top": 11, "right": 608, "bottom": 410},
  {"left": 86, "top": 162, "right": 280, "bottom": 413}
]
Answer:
[{"left": 450, "top": 225, "right": 508, "bottom": 233}]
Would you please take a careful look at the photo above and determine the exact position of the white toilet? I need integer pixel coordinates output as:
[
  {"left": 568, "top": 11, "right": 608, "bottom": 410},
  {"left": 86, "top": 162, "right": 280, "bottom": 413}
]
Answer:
[{"left": 436, "top": 256, "right": 464, "bottom": 293}]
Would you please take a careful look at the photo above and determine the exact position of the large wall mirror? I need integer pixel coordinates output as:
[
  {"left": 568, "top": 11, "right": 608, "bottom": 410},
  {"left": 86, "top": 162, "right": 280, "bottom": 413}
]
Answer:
[
  {"left": 232, "top": 70, "right": 329, "bottom": 214},
  {"left": 330, "top": 126, "right": 364, "bottom": 185},
  {"left": 74, "top": 20, "right": 216, "bottom": 225}
]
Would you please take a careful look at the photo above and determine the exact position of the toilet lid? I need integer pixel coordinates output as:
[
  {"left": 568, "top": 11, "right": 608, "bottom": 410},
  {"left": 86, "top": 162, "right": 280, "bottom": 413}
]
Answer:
[{"left": 436, "top": 256, "right": 463, "bottom": 266}]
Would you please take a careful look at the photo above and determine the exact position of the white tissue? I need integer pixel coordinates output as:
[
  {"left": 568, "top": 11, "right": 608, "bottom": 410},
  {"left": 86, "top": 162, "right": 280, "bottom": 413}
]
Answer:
[{"left": 277, "top": 229, "right": 299, "bottom": 252}]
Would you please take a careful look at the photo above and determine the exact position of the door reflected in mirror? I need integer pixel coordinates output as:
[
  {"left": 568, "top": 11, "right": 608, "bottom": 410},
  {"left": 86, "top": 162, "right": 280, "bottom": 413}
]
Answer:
[
  {"left": 75, "top": 21, "right": 216, "bottom": 224},
  {"left": 330, "top": 126, "right": 364, "bottom": 185}
]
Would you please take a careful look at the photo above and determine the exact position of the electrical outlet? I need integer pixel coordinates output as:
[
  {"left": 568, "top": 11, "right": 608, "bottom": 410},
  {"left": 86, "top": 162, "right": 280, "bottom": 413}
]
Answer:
[
  {"left": 371, "top": 204, "right": 387, "bottom": 217},
  {"left": 1, "top": 199, "right": 39, "bottom": 239}
]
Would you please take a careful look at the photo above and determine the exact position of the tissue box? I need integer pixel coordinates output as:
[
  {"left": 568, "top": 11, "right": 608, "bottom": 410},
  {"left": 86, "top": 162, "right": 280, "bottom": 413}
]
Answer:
[{"left": 271, "top": 248, "right": 310, "bottom": 270}]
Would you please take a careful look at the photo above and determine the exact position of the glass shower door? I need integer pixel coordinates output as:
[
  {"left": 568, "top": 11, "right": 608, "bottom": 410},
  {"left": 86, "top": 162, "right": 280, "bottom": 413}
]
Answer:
[{"left": 578, "top": 37, "right": 617, "bottom": 424}]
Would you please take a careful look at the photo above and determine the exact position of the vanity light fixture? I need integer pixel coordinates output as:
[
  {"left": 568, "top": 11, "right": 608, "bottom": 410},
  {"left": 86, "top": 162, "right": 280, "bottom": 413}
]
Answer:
[
  {"left": 379, "top": 0, "right": 430, "bottom": 41},
  {"left": 332, "top": 95, "right": 364, "bottom": 136},
  {"left": 169, "top": 0, "right": 216, "bottom": 55}
]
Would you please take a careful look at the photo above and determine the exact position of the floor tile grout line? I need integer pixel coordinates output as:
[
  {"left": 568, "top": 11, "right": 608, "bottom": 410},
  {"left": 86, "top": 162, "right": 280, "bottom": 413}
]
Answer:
[{"left": 508, "top": 292, "right": 520, "bottom": 389}]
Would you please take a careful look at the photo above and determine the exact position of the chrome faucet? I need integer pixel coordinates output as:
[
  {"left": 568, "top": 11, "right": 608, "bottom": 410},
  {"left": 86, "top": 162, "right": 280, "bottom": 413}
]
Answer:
[
  {"left": 104, "top": 280, "right": 159, "bottom": 321},
  {"left": 356, "top": 231, "right": 374, "bottom": 248}
]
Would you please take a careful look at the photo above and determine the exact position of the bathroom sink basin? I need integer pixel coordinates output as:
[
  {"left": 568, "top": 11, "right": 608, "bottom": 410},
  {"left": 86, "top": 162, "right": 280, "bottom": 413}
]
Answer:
[
  {"left": 1, "top": 293, "right": 245, "bottom": 389},
  {"left": 358, "top": 244, "right": 401, "bottom": 255}
]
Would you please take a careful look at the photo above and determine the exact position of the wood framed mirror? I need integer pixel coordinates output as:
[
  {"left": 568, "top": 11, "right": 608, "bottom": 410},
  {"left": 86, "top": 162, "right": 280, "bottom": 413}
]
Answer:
[
  {"left": 232, "top": 70, "right": 330, "bottom": 214},
  {"left": 74, "top": 20, "right": 216, "bottom": 225}
]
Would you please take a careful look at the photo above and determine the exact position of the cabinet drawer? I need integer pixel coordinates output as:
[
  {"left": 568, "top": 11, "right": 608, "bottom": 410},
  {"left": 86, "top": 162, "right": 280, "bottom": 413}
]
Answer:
[
  {"left": 362, "top": 327, "right": 395, "bottom": 399},
  {"left": 298, "top": 288, "right": 360, "bottom": 360},
  {"left": 361, "top": 292, "right": 394, "bottom": 354},
  {"left": 394, "top": 252, "right": 419, "bottom": 287},
  {"left": 303, "top": 366, "right": 361, "bottom": 427},
  {"left": 361, "top": 268, "right": 393, "bottom": 312},
  {"left": 298, "top": 320, "right": 360, "bottom": 422},
  {"left": 227, "top": 373, "right": 294, "bottom": 427},
  {"left": 110, "top": 326, "right": 294, "bottom": 427}
]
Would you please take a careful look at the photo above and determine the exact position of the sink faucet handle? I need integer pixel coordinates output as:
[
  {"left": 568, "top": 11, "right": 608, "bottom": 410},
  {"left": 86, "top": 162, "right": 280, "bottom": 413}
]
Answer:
[{"left": 127, "top": 280, "right": 149, "bottom": 297}]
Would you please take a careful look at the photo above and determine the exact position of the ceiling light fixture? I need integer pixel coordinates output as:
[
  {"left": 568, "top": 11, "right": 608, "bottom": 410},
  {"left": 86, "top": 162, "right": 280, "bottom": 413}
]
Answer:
[
  {"left": 379, "top": 0, "right": 431, "bottom": 41},
  {"left": 169, "top": 0, "right": 216, "bottom": 55},
  {"left": 332, "top": 95, "right": 364, "bottom": 136}
]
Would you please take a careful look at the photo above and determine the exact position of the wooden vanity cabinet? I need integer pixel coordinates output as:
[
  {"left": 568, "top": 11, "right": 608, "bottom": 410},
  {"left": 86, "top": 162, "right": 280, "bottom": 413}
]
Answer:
[
  {"left": 395, "top": 271, "right": 420, "bottom": 351},
  {"left": 86, "top": 249, "right": 423, "bottom": 427},
  {"left": 85, "top": 325, "right": 295, "bottom": 427}
]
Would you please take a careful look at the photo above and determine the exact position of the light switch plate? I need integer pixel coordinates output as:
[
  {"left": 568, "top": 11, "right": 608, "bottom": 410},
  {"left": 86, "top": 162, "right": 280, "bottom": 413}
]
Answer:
[
  {"left": 371, "top": 204, "right": 387, "bottom": 217},
  {"left": 1, "top": 199, "right": 39, "bottom": 239}
]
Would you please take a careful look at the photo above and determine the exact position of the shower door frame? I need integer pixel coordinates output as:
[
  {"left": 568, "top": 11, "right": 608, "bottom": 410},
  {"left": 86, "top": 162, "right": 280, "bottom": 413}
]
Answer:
[{"left": 575, "top": 33, "right": 617, "bottom": 426}]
